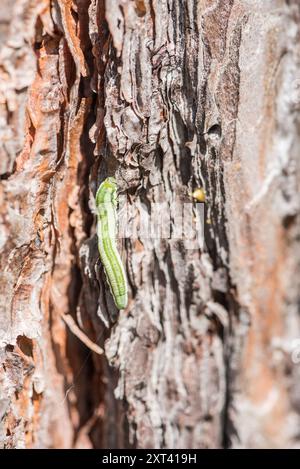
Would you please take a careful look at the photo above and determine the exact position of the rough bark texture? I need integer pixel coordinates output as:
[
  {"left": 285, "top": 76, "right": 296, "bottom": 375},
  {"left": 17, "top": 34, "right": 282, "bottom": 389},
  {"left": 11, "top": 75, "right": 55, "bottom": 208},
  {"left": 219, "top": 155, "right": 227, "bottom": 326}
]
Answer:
[{"left": 0, "top": 0, "right": 300, "bottom": 449}]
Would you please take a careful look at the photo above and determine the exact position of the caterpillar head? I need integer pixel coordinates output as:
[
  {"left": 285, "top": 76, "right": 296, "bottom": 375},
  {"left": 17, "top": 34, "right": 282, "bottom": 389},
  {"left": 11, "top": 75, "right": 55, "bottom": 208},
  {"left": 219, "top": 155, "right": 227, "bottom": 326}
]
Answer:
[
  {"left": 104, "top": 177, "right": 117, "bottom": 190},
  {"left": 96, "top": 177, "right": 117, "bottom": 206}
]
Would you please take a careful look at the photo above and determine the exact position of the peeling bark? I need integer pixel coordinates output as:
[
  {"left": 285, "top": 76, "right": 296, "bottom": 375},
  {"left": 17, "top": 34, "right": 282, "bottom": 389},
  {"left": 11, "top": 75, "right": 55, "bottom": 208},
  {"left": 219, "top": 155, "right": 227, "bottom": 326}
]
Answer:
[{"left": 0, "top": 0, "right": 299, "bottom": 449}]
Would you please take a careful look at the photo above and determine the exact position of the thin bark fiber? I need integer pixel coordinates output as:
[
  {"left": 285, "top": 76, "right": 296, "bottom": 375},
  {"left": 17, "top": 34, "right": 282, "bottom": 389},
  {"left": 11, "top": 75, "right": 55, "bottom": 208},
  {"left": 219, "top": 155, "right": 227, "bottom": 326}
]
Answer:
[{"left": 0, "top": 0, "right": 300, "bottom": 449}]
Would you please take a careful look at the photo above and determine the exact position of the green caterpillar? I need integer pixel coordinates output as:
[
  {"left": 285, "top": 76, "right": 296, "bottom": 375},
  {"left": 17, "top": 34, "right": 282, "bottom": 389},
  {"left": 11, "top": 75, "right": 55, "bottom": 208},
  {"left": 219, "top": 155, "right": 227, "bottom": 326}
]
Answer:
[{"left": 96, "top": 177, "right": 128, "bottom": 310}]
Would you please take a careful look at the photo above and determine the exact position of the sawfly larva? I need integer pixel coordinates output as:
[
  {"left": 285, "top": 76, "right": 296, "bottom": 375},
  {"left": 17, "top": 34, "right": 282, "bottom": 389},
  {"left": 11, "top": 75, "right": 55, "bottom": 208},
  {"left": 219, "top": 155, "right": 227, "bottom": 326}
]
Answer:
[{"left": 96, "top": 177, "right": 128, "bottom": 310}]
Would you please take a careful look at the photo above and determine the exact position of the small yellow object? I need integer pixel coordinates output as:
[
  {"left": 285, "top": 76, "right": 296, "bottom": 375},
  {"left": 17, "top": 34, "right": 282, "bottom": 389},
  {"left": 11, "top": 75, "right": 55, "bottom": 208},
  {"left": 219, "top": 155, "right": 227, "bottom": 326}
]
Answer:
[{"left": 191, "top": 187, "right": 206, "bottom": 202}]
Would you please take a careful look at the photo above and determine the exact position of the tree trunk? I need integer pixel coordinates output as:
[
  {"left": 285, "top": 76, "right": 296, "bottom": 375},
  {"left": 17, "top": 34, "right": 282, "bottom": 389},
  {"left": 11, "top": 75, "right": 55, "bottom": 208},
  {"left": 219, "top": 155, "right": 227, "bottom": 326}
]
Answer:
[{"left": 0, "top": 0, "right": 299, "bottom": 449}]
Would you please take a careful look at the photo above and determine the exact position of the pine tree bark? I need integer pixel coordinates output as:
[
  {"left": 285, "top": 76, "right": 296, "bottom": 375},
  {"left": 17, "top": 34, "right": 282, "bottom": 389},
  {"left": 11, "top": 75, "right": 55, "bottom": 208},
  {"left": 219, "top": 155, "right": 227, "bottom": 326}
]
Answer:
[{"left": 0, "top": 0, "right": 300, "bottom": 449}]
